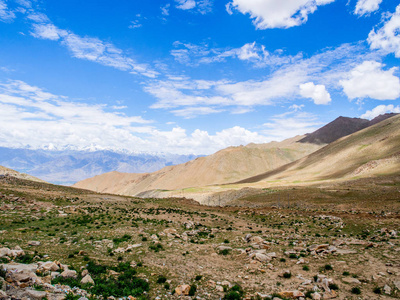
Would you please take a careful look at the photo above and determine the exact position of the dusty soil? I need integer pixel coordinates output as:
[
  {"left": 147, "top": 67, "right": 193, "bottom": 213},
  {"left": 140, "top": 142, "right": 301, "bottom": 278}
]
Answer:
[{"left": 0, "top": 176, "right": 399, "bottom": 299}]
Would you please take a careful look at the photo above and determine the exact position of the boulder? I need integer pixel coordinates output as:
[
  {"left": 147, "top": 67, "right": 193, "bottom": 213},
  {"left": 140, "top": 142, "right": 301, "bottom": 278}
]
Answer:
[
  {"left": 342, "top": 277, "right": 361, "bottom": 284},
  {"left": 253, "top": 253, "right": 271, "bottom": 262},
  {"left": 175, "top": 284, "right": 190, "bottom": 296},
  {"left": 383, "top": 285, "right": 391, "bottom": 295},
  {"left": 278, "top": 291, "right": 305, "bottom": 299},
  {"left": 28, "top": 241, "right": 41, "bottom": 246},
  {"left": 217, "top": 246, "right": 232, "bottom": 252},
  {"left": 39, "top": 261, "right": 59, "bottom": 272},
  {"left": 81, "top": 274, "right": 94, "bottom": 285},
  {"left": 312, "top": 293, "right": 321, "bottom": 300},
  {"left": 0, "top": 248, "right": 11, "bottom": 258},
  {"left": 25, "top": 290, "right": 47, "bottom": 300},
  {"left": 60, "top": 270, "right": 77, "bottom": 279}
]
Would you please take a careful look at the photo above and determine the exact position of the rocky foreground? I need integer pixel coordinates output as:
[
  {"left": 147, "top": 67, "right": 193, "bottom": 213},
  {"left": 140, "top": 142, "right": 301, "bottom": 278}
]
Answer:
[{"left": 0, "top": 176, "right": 400, "bottom": 299}]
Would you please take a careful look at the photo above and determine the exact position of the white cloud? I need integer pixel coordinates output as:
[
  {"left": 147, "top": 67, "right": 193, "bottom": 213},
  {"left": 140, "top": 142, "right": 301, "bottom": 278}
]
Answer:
[
  {"left": 171, "top": 106, "right": 224, "bottom": 118},
  {"left": 29, "top": 23, "right": 158, "bottom": 78},
  {"left": 175, "top": 0, "right": 213, "bottom": 14},
  {"left": 176, "top": 0, "right": 196, "bottom": 10},
  {"left": 354, "top": 0, "right": 382, "bottom": 16},
  {"left": 151, "top": 43, "right": 383, "bottom": 117},
  {"left": 361, "top": 104, "right": 400, "bottom": 119},
  {"left": 226, "top": 0, "right": 335, "bottom": 29},
  {"left": 299, "top": 82, "right": 331, "bottom": 105},
  {"left": 0, "top": 79, "right": 274, "bottom": 155},
  {"left": 145, "top": 66, "right": 307, "bottom": 112},
  {"left": 31, "top": 23, "right": 64, "bottom": 40},
  {"left": 161, "top": 4, "right": 170, "bottom": 16},
  {"left": 340, "top": 61, "right": 400, "bottom": 100},
  {"left": 262, "top": 112, "right": 322, "bottom": 140},
  {"left": 368, "top": 5, "right": 400, "bottom": 57},
  {"left": 0, "top": 0, "right": 16, "bottom": 22},
  {"left": 171, "top": 41, "right": 303, "bottom": 68},
  {"left": 129, "top": 20, "right": 142, "bottom": 29}
]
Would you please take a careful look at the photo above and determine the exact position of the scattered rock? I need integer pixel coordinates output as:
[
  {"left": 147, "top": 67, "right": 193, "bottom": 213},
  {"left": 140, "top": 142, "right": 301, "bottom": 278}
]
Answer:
[
  {"left": 28, "top": 241, "right": 41, "bottom": 246},
  {"left": 81, "top": 274, "right": 94, "bottom": 285},
  {"left": 342, "top": 277, "right": 361, "bottom": 284},
  {"left": 278, "top": 290, "right": 305, "bottom": 299},
  {"left": 60, "top": 270, "right": 77, "bottom": 279},
  {"left": 383, "top": 284, "right": 391, "bottom": 295},
  {"left": 175, "top": 284, "right": 190, "bottom": 296}
]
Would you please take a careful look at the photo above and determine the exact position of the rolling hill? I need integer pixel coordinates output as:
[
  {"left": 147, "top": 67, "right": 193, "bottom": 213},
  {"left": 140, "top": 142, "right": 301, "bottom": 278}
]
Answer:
[
  {"left": 73, "top": 135, "right": 323, "bottom": 195},
  {"left": 238, "top": 113, "right": 400, "bottom": 185},
  {"left": 0, "top": 165, "right": 45, "bottom": 182}
]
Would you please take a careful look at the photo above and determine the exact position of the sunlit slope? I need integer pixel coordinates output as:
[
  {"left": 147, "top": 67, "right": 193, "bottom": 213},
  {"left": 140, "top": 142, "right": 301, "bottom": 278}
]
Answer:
[
  {"left": 73, "top": 136, "right": 323, "bottom": 195},
  {"left": 238, "top": 114, "right": 400, "bottom": 184},
  {"left": 0, "top": 165, "right": 45, "bottom": 183}
]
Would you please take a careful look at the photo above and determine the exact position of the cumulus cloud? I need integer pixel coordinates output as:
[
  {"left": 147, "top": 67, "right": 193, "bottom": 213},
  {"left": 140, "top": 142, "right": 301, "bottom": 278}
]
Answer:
[
  {"left": 0, "top": 79, "right": 272, "bottom": 155},
  {"left": 153, "top": 43, "right": 383, "bottom": 117},
  {"left": 340, "top": 61, "right": 400, "bottom": 100},
  {"left": 354, "top": 0, "right": 382, "bottom": 16},
  {"left": 0, "top": 0, "right": 16, "bottom": 22},
  {"left": 226, "top": 0, "right": 335, "bottom": 29},
  {"left": 368, "top": 4, "right": 400, "bottom": 57},
  {"left": 361, "top": 104, "right": 400, "bottom": 119},
  {"left": 299, "top": 82, "right": 331, "bottom": 105}
]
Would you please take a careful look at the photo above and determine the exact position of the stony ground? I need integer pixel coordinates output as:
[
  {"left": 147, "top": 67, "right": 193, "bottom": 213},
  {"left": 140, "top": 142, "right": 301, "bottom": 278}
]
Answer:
[{"left": 0, "top": 176, "right": 399, "bottom": 300}]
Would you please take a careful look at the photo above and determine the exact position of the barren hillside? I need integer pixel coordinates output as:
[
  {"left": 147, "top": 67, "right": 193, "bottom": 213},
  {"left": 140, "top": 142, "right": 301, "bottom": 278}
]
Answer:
[
  {"left": 239, "top": 114, "right": 400, "bottom": 184},
  {"left": 0, "top": 165, "right": 45, "bottom": 182},
  {"left": 73, "top": 136, "right": 322, "bottom": 195}
]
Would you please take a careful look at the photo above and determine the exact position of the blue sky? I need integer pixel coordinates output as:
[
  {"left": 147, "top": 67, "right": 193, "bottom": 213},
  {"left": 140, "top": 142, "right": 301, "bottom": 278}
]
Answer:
[{"left": 0, "top": 0, "right": 399, "bottom": 155}]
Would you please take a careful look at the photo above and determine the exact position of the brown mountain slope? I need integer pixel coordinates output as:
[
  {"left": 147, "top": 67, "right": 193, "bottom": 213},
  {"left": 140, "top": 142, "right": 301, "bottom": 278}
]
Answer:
[
  {"left": 238, "top": 114, "right": 400, "bottom": 184},
  {"left": 0, "top": 166, "right": 45, "bottom": 183},
  {"left": 298, "top": 113, "right": 398, "bottom": 144},
  {"left": 73, "top": 136, "right": 323, "bottom": 195}
]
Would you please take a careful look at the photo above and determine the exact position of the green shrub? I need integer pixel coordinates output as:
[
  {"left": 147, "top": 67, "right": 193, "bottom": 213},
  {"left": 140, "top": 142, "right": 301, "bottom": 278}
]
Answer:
[
  {"left": 65, "top": 293, "right": 80, "bottom": 300},
  {"left": 157, "top": 276, "right": 167, "bottom": 284},
  {"left": 280, "top": 258, "right": 286, "bottom": 262},
  {"left": 289, "top": 253, "right": 297, "bottom": 259},
  {"left": 373, "top": 287, "right": 382, "bottom": 294},
  {"left": 283, "top": 272, "right": 292, "bottom": 279},
  {"left": 302, "top": 265, "right": 310, "bottom": 271},
  {"left": 224, "top": 285, "right": 244, "bottom": 300},
  {"left": 188, "top": 284, "right": 197, "bottom": 296},
  {"left": 342, "top": 271, "right": 350, "bottom": 276},
  {"left": 329, "top": 283, "right": 339, "bottom": 290},
  {"left": 86, "top": 261, "right": 107, "bottom": 275},
  {"left": 324, "top": 264, "right": 333, "bottom": 271},
  {"left": 351, "top": 287, "right": 361, "bottom": 295},
  {"left": 220, "top": 249, "right": 230, "bottom": 255},
  {"left": 195, "top": 275, "right": 203, "bottom": 281}
]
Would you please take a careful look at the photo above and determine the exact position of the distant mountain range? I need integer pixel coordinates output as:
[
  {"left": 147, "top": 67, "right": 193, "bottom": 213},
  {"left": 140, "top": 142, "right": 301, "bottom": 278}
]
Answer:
[
  {"left": 0, "top": 148, "right": 198, "bottom": 185},
  {"left": 73, "top": 113, "right": 400, "bottom": 199}
]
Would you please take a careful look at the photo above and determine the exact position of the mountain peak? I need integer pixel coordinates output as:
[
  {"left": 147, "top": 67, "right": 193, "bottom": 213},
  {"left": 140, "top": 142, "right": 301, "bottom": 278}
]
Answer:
[{"left": 298, "top": 113, "right": 398, "bottom": 145}]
